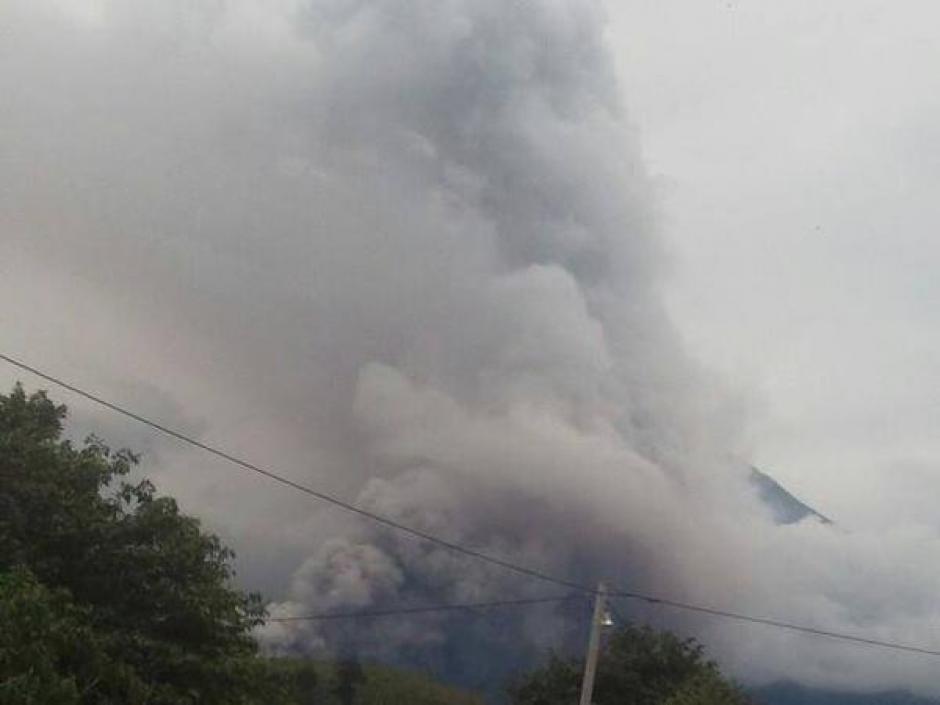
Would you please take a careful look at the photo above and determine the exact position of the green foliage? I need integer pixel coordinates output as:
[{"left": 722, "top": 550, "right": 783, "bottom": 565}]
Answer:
[
  {"left": 0, "top": 566, "right": 85, "bottom": 705},
  {"left": 0, "top": 566, "right": 151, "bottom": 705},
  {"left": 265, "top": 659, "right": 323, "bottom": 705},
  {"left": 267, "top": 660, "right": 485, "bottom": 705},
  {"left": 334, "top": 658, "right": 366, "bottom": 705},
  {"left": 347, "top": 663, "right": 483, "bottom": 705},
  {"left": 662, "top": 672, "right": 753, "bottom": 705},
  {"left": 508, "top": 624, "right": 752, "bottom": 705},
  {"left": 507, "top": 653, "right": 581, "bottom": 705},
  {"left": 0, "top": 384, "right": 271, "bottom": 704}
]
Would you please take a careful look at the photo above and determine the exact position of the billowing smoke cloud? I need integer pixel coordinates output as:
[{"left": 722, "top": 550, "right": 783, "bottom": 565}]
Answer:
[{"left": 2, "top": 0, "right": 939, "bottom": 696}]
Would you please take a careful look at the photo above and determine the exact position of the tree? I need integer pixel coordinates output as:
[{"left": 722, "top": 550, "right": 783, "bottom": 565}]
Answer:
[
  {"left": 662, "top": 672, "right": 753, "bottom": 705},
  {"left": 265, "top": 660, "right": 322, "bottom": 705},
  {"left": 293, "top": 662, "right": 321, "bottom": 705},
  {"left": 0, "top": 566, "right": 151, "bottom": 705},
  {"left": 507, "top": 624, "right": 752, "bottom": 705},
  {"left": 0, "top": 384, "right": 274, "bottom": 704},
  {"left": 334, "top": 657, "right": 367, "bottom": 705}
]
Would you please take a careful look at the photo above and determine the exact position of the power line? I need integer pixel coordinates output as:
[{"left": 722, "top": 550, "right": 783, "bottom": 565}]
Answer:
[
  {"left": 275, "top": 589, "right": 940, "bottom": 659},
  {"left": 610, "top": 592, "right": 940, "bottom": 658},
  {"left": 4, "top": 352, "right": 940, "bottom": 660},
  {"left": 268, "top": 595, "right": 582, "bottom": 622},
  {"left": 0, "top": 352, "right": 594, "bottom": 595}
]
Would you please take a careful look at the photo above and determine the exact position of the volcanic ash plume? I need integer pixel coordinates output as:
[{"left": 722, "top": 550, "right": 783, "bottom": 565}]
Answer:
[{"left": 259, "top": 0, "right": 748, "bottom": 666}]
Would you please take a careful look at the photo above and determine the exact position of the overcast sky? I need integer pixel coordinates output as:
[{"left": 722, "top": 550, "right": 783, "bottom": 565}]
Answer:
[
  {"left": 607, "top": 0, "right": 940, "bottom": 531},
  {"left": 2, "top": 0, "right": 940, "bottom": 695}
]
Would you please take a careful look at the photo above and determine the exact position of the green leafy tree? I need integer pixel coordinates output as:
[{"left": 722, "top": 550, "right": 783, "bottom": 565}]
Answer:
[
  {"left": 266, "top": 660, "right": 322, "bottom": 705},
  {"left": 334, "top": 657, "right": 367, "bottom": 705},
  {"left": 0, "top": 566, "right": 87, "bottom": 705},
  {"left": 0, "top": 566, "right": 151, "bottom": 705},
  {"left": 508, "top": 624, "right": 752, "bottom": 705},
  {"left": 265, "top": 660, "right": 487, "bottom": 705},
  {"left": 0, "top": 384, "right": 277, "bottom": 704},
  {"left": 662, "top": 671, "right": 753, "bottom": 705}
]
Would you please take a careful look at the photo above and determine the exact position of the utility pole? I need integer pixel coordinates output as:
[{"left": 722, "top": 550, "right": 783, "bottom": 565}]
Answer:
[{"left": 579, "top": 582, "right": 608, "bottom": 705}]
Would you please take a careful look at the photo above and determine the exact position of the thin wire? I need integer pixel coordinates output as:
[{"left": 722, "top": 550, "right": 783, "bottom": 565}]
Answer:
[
  {"left": 268, "top": 594, "right": 582, "bottom": 622},
  {"left": 279, "top": 591, "right": 940, "bottom": 658},
  {"left": 4, "top": 352, "right": 940, "bottom": 660},
  {"left": 0, "top": 352, "right": 593, "bottom": 594},
  {"left": 610, "top": 592, "right": 940, "bottom": 658}
]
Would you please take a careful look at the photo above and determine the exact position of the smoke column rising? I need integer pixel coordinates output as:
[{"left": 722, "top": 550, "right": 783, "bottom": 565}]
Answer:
[{"left": 251, "top": 0, "right": 744, "bottom": 660}]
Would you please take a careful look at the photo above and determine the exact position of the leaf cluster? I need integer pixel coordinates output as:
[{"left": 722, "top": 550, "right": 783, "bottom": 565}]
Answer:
[
  {"left": 508, "top": 624, "right": 752, "bottom": 705},
  {"left": 0, "top": 384, "right": 273, "bottom": 704}
]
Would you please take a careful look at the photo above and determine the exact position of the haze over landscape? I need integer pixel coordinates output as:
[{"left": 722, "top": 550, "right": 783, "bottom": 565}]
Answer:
[{"left": 2, "top": 1, "right": 939, "bottom": 701}]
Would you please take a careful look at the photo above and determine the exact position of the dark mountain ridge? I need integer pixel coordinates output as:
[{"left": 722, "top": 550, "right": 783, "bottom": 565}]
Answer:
[{"left": 749, "top": 466, "right": 832, "bottom": 525}]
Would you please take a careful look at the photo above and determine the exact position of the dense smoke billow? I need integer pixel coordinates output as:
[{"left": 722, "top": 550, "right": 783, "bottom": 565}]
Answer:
[{"left": 2, "top": 0, "right": 938, "bottom": 695}]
